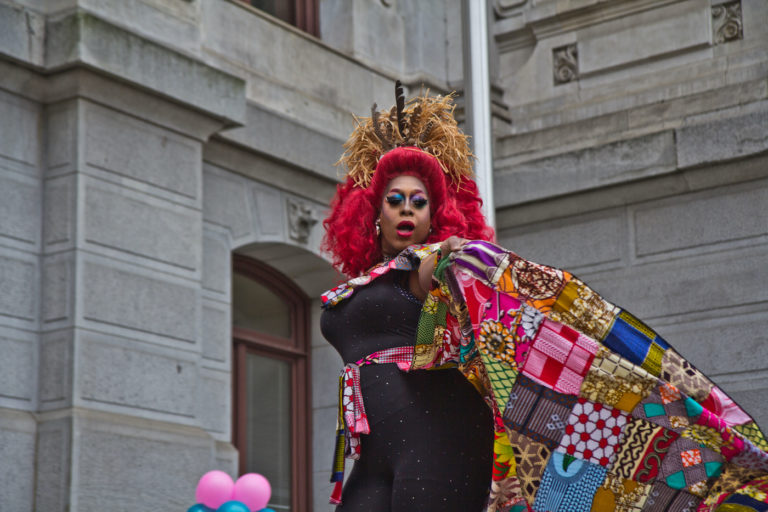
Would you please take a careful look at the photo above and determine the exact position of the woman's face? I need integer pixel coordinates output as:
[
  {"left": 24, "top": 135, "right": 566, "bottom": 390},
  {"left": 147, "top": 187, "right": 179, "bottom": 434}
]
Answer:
[{"left": 379, "top": 175, "right": 431, "bottom": 257}]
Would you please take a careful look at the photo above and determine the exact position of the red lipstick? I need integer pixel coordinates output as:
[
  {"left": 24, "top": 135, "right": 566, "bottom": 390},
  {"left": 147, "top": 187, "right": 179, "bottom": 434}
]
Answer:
[{"left": 396, "top": 220, "right": 415, "bottom": 238}]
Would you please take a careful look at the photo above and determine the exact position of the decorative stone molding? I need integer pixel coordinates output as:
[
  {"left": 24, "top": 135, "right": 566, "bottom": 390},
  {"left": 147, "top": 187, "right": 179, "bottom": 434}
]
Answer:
[
  {"left": 287, "top": 198, "right": 317, "bottom": 244},
  {"left": 553, "top": 44, "right": 578, "bottom": 85},
  {"left": 494, "top": 0, "right": 528, "bottom": 18},
  {"left": 712, "top": 0, "right": 742, "bottom": 45}
]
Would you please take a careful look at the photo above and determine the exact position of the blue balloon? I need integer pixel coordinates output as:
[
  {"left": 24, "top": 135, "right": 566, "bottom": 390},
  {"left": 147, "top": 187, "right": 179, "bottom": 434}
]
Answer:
[
  {"left": 258, "top": 509, "right": 276, "bottom": 512},
  {"left": 217, "top": 501, "right": 250, "bottom": 512},
  {"left": 187, "top": 505, "right": 215, "bottom": 512}
]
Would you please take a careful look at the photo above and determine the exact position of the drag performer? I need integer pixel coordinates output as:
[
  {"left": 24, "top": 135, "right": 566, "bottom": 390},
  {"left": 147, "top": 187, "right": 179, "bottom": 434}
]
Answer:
[{"left": 321, "top": 83, "right": 768, "bottom": 512}]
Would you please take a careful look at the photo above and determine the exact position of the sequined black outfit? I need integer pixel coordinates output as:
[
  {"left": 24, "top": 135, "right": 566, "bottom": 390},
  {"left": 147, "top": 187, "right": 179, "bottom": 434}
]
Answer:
[{"left": 321, "top": 270, "right": 493, "bottom": 512}]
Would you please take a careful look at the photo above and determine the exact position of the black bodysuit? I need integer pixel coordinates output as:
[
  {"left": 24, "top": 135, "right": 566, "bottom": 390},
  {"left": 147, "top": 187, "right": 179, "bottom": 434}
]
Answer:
[{"left": 321, "top": 270, "right": 493, "bottom": 511}]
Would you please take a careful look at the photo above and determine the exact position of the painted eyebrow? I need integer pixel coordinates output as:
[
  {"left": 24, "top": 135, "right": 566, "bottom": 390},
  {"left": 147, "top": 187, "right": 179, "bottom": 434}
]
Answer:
[{"left": 387, "top": 188, "right": 427, "bottom": 196}]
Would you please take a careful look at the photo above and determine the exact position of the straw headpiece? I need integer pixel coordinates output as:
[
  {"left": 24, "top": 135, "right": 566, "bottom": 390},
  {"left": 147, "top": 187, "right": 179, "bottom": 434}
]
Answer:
[{"left": 339, "top": 81, "right": 475, "bottom": 188}]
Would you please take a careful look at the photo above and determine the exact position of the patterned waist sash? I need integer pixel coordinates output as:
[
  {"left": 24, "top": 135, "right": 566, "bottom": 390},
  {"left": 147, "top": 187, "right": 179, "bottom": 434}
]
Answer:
[{"left": 330, "top": 346, "right": 414, "bottom": 505}]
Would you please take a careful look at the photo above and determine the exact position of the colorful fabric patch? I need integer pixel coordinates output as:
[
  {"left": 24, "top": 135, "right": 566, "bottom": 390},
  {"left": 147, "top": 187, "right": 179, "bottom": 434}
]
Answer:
[
  {"left": 613, "top": 418, "right": 679, "bottom": 483},
  {"left": 496, "top": 255, "right": 572, "bottom": 313},
  {"left": 731, "top": 439, "right": 768, "bottom": 473},
  {"left": 533, "top": 452, "right": 607, "bottom": 512},
  {"left": 736, "top": 423, "right": 768, "bottom": 452},
  {"left": 590, "top": 473, "right": 650, "bottom": 512},
  {"left": 702, "top": 463, "right": 766, "bottom": 510},
  {"left": 642, "top": 482, "right": 701, "bottom": 511},
  {"left": 507, "top": 429, "right": 550, "bottom": 506},
  {"left": 717, "top": 491, "right": 768, "bottom": 511},
  {"left": 558, "top": 397, "right": 630, "bottom": 468},
  {"left": 681, "top": 423, "right": 726, "bottom": 453},
  {"left": 602, "top": 310, "right": 670, "bottom": 376},
  {"left": 477, "top": 319, "right": 518, "bottom": 365},
  {"left": 549, "top": 277, "right": 620, "bottom": 342},
  {"left": 521, "top": 318, "right": 599, "bottom": 395},
  {"left": 660, "top": 348, "right": 713, "bottom": 402},
  {"left": 660, "top": 436, "right": 723, "bottom": 496},
  {"left": 482, "top": 351, "right": 520, "bottom": 410},
  {"left": 633, "top": 382, "right": 703, "bottom": 432},
  {"left": 701, "top": 386, "right": 752, "bottom": 428},
  {"left": 503, "top": 374, "right": 577, "bottom": 451}
]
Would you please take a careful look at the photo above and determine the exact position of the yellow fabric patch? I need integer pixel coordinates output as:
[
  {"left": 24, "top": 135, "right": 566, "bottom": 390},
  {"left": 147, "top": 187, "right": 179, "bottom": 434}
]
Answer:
[{"left": 641, "top": 342, "right": 665, "bottom": 377}]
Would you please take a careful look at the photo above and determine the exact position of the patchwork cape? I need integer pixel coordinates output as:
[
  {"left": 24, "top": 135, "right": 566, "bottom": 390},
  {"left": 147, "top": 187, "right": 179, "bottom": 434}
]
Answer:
[{"left": 322, "top": 241, "right": 768, "bottom": 512}]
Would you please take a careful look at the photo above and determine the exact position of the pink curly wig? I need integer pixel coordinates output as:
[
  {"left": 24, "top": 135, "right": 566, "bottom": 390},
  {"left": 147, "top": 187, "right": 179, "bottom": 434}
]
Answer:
[{"left": 322, "top": 147, "right": 494, "bottom": 277}]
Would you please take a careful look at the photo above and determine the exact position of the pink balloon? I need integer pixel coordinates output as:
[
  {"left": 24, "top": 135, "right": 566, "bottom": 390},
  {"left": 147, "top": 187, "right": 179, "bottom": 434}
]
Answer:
[
  {"left": 233, "top": 473, "right": 271, "bottom": 511},
  {"left": 195, "top": 470, "right": 234, "bottom": 509}
]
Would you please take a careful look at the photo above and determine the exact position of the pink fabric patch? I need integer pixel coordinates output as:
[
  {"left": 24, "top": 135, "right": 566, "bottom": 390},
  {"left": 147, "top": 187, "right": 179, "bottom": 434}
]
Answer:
[
  {"left": 521, "top": 318, "right": 599, "bottom": 395},
  {"left": 702, "top": 386, "right": 752, "bottom": 427}
]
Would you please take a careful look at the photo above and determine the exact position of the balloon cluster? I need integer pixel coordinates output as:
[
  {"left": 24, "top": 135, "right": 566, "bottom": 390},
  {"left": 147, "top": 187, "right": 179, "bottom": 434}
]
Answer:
[{"left": 188, "top": 471, "right": 274, "bottom": 512}]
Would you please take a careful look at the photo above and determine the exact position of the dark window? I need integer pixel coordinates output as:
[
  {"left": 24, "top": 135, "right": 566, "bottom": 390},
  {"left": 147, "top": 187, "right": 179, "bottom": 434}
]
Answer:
[
  {"left": 232, "top": 255, "right": 310, "bottom": 511},
  {"left": 241, "top": 0, "right": 319, "bottom": 37}
]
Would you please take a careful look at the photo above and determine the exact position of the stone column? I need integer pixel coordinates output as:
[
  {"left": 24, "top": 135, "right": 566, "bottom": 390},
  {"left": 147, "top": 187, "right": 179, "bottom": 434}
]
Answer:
[{"left": 0, "top": 7, "right": 245, "bottom": 510}]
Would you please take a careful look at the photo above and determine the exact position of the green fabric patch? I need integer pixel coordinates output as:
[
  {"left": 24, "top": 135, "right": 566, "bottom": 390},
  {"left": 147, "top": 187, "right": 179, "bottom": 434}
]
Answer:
[
  {"left": 666, "top": 471, "right": 686, "bottom": 490},
  {"left": 685, "top": 397, "right": 704, "bottom": 418},
  {"left": 705, "top": 461, "right": 723, "bottom": 478},
  {"left": 481, "top": 351, "right": 519, "bottom": 410},
  {"left": 644, "top": 403, "right": 666, "bottom": 418}
]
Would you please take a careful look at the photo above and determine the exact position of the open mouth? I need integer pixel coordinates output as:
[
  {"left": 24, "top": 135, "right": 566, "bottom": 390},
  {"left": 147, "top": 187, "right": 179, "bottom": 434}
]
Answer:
[{"left": 396, "top": 221, "right": 415, "bottom": 238}]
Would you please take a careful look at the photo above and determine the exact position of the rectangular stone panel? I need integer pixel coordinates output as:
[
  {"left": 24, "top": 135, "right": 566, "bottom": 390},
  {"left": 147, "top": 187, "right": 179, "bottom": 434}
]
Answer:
[
  {"left": 84, "top": 102, "right": 200, "bottom": 198},
  {"left": 498, "top": 210, "right": 625, "bottom": 271},
  {"left": 198, "top": 368, "right": 229, "bottom": 434},
  {"left": 202, "top": 227, "right": 230, "bottom": 295},
  {"left": 584, "top": 246, "right": 768, "bottom": 320},
  {"left": 0, "top": 252, "right": 37, "bottom": 322},
  {"left": 579, "top": 0, "right": 710, "bottom": 75},
  {"left": 79, "top": 334, "right": 197, "bottom": 416},
  {"left": 42, "top": 255, "right": 74, "bottom": 324},
  {"left": 634, "top": 183, "right": 768, "bottom": 256},
  {"left": 0, "top": 330, "right": 35, "bottom": 402},
  {"left": 0, "top": 172, "right": 39, "bottom": 246},
  {"left": 0, "top": 410, "right": 35, "bottom": 512},
  {"left": 202, "top": 165, "right": 253, "bottom": 238},
  {"left": 84, "top": 179, "right": 201, "bottom": 271},
  {"left": 0, "top": 89, "right": 39, "bottom": 174},
  {"left": 677, "top": 108, "right": 768, "bottom": 169},
  {"left": 75, "top": 415, "right": 212, "bottom": 510},
  {"left": 202, "top": 301, "right": 229, "bottom": 362},
  {"left": 82, "top": 260, "right": 198, "bottom": 342},
  {"left": 35, "top": 416, "right": 71, "bottom": 511},
  {"left": 46, "top": 100, "right": 77, "bottom": 173},
  {"left": 494, "top": 131, "right": 676, "bottom": 206},
  {"left": 43, "top": 174, "right": 75, "bottom": 247},
  {"left": 39, "top": 331, "right": 72, "bottom": 406}
]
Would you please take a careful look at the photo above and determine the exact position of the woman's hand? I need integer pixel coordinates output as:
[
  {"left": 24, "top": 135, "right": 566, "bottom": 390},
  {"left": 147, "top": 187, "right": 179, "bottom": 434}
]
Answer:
[
  {"left": 439, "top": 235, "right": 469, "bottom": 256},
  {"left": 416, "top": 236, "right": 469, "bottom": 298}
]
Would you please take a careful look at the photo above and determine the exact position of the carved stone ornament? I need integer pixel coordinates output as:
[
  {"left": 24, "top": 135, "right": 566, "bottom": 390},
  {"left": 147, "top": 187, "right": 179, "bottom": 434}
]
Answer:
[
  {"left": 287, "top": 198, "right": 317, "bottom": 244},
  {"left": 712, "top": 0, "right": 743, "bottom": 45},
  {"left": 553, "top": 44, "right": 578, "bottom": 85},
  {"left": 494, "top": 0, "right": 528, "bottom": 17}
]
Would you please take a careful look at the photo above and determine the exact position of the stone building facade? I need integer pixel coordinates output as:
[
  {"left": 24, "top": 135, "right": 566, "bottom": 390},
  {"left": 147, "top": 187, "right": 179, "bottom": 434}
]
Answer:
[{"left": 0, "top": 0, "right": 766, "bottom": 511}]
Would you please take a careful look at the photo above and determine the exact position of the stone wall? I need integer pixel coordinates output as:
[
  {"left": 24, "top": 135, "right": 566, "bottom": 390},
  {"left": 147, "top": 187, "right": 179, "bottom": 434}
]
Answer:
[{"left": 493, "top": 0, "right": 768, "bottom": 426}]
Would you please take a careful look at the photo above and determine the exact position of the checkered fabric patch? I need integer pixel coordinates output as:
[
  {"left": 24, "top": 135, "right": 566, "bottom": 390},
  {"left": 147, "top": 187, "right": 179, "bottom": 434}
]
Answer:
[{"left": 521, "top": 317, "right": 598, "bottom": 395}]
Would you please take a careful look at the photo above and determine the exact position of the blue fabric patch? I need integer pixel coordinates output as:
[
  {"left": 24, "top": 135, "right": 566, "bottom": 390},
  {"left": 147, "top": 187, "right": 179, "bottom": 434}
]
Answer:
[{"left": 602, "top": 311, "right": 669, "bottom": 367}]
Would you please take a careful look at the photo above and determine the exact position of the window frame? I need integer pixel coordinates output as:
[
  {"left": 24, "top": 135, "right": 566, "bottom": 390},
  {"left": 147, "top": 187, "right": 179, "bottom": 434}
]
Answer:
[
  {"left": 232, "top": 254, "right": 311, "bottom": 512},
  {"left": 238, "top": 0, "right": 319, "bottom": 37}
]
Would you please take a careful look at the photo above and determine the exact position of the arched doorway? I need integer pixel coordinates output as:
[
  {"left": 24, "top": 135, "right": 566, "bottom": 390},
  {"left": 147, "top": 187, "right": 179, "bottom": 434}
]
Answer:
[{"left": 231, "top": 254, "right": 310, "bottom": 511}]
